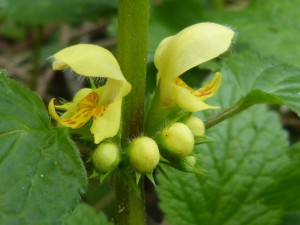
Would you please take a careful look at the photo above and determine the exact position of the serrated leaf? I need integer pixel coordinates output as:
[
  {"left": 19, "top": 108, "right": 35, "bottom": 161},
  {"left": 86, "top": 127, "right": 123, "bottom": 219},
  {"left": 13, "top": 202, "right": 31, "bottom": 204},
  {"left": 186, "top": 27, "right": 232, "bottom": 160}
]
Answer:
[
  {"left": 221, "top": 52, "right": 300, "bottom": 116},
  {"left": 149, "top": 0, "right": 300, "bottom": 70},
  {"left": 204, "top": 0, "right": 300, "bottom": 68},
  {"left": 157, "top": 71, "right": 294, "bottom": 225},
  {"left": 0, "top": 72, "right": 87, "bottom": 225},
  {"left": 63, "top": 203, "right": 113, "bottom": 225}
]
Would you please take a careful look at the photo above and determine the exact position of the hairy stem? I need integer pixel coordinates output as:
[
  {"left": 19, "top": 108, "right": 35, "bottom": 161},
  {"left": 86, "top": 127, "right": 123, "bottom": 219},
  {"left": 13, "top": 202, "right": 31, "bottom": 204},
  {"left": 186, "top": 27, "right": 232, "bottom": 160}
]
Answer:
[{"left": 115, "top": 0, "right": 149, "bottom": 225}]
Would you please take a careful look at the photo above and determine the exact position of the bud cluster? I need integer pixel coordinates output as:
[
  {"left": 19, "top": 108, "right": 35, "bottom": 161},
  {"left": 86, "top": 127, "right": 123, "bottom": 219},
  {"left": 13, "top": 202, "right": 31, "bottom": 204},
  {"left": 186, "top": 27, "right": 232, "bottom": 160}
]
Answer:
[{"left": 90, "top": 116, "right": 205, "bottom": 183}]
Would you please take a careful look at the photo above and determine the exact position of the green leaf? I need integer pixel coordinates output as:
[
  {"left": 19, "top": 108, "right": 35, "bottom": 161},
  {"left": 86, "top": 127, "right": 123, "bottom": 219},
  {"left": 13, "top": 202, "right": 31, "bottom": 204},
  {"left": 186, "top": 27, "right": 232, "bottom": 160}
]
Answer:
[
  {"left": 221, "top": 52, "right": 300, "bottom": 116},
  {"left": 0, "top": 72, "right": 87, "bottom": 225},
  {"left": 262, "top": 142, "right": 300, "bottom": 211},
  {"left": 148, "top": 0, "right": 209, "bottom": 60},
  {"left": 280, "top": 211, "right": 300, "bottom": 225},
  {"left": 63, "top": 203, "right": 113, "bottom": 225},
  {"left": 157, "top": 70, "right": 294, "bottom": 224},
  {"left": 149, "top": 0, "right": 300, "bottom": 69},
  {"left": 204, "top": 0, "right": 300, "bottom": 68},
  {"left": 3, "top": 0, "right": 117, "bottom": 25}
]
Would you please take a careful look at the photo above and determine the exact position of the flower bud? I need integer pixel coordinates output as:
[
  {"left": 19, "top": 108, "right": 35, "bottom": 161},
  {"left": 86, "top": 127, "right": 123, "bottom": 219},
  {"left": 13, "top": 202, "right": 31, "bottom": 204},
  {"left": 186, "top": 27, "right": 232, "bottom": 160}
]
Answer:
[
  {"left": 184, "top": 116, "right": 205, "bottom": 137},
  {"left": 128, "top": 137, "right": 160, "bottom": 173},
  {"left": 93, "top": 141, "right": 120, "bottom": 173},
  {"left": 159, "top": 122, "right": 194, "bottom": 157}
]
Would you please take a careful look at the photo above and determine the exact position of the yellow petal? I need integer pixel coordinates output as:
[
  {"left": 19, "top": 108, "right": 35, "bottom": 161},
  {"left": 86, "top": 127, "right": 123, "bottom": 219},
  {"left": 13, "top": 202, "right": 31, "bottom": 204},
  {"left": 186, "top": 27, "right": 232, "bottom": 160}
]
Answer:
[
  {"left": 154, "top": 36, "right": 174, "bottom": 83},
  {"left": 72, "top": 88, "right": 93, "bottom": 103},
  {"left": 155, "top": 23, "right": 233, "bottom": 108},
  {"left": 175, "top": 72, "right": 222, "bottom": 101},
  {"left": 59, "top": 107, "right": 93, "bottom": 129},
  {"left": 100, "top": 79, "right": 131, "bottom": 104},
  {"left": 54, "top": 102, "right": 74, "bottom": 111},
  {"left": 59, "top": 103, "right": 78, "bottom": 119},
  {"left": 90, "top": 99, "right": 122, "bottom": 144},
  {"left": 53, "top": 44, "right": 127, "bottom": 82},
  {"left": 195, "top": 72, "right": 221, "bottom": 100},
  {"left": 174, "top": 85, "right": 219, "bottom": 112},
  {"left": 48, "top": 98, "right": 63, "bottom": 122},
  {"left": 155, "top": 23, "right": 234, "bottom": 81},
  {"left": 48, "top": 92, "right": 98, "bottom": 128},
  {"left": 77, "top": 91, "right": 98, "bottom": 111}
]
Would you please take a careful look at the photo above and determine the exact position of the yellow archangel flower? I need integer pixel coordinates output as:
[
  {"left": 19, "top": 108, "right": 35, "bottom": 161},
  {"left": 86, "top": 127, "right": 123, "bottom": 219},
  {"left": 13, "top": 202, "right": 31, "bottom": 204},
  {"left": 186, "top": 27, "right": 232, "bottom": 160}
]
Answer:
[
  {"left": 154, "top": 22, "right": 234, "bottom": 112},
  {"left": 48, "top": 44, "right": 131, "bottom": 144}
]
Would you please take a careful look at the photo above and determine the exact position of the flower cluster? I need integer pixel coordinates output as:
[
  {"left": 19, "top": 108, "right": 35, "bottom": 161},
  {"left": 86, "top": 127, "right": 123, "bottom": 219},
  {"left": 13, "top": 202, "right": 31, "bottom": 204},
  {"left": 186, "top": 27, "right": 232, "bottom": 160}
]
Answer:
[{"left": 48, "top": 22, "right": 234, "bottom": 183}]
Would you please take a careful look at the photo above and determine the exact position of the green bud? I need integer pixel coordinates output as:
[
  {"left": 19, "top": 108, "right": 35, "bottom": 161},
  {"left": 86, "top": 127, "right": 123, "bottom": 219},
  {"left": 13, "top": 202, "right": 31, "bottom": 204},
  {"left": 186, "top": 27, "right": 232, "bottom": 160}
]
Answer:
[
  {"left": 93, "top": 141, "right": 120, "bottom": 173},
  {"left": 128, "top": 137, "right": 160, "bottom": 173},
  {"left": 184, "top": 116, "right": 205, "bottom": 137},
  {"left": 160, "top": 122, "right": 194, "bottom": 157}
]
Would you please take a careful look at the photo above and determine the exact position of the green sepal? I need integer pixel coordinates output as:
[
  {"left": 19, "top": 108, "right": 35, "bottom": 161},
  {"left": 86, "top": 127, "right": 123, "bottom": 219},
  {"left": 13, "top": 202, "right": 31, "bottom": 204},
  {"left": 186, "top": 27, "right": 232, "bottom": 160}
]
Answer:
[
  {"left": 89, "top": 168, "right": 114, "bottom": 184},
  {"left": 135, "top": 170, "right": 142, "bottom": 185},
  {"left": 194, "top": 135, "right": 215, "bottom": 145},
  {"left": 159, "top": 155, "right": 170, "bottom": 164},
  {"left": 86, "top": 154, "right": 93, "bottom": 164},
  {"left": 146, "top": 172, "right": 156, "bottom": 186},
  {"left": 99, "top": 171, "right": 112, "bottom": 184},
  {"left": 89, "top": 169, "right": 99, "bottom": 179},
  {"left": 134, "top": 167, "right": 156, "bottom": 186},
  {"left": 164, "top": 155, "right": 202, "bottom": 174}
]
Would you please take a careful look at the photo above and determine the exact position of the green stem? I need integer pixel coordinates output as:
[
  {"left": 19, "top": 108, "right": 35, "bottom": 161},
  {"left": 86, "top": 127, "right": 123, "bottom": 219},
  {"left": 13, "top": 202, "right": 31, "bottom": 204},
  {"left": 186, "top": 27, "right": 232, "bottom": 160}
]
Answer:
[
  {"left": 204, "top": 100, "right": 252, "bottom": 129},
  {"left": 32, "top": 25, "right": 43, "bottom": 90},
  {"left": 115, "top": 0, "right": 149, "bottom": 225}
]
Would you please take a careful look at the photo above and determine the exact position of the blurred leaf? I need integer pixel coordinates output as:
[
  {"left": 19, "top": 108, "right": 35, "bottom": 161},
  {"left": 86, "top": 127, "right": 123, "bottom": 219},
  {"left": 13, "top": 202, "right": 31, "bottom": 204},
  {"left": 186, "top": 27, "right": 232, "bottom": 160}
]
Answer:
[
  {"left": 64, "top": 203, "right": 113, "bottom": 225},
  {"left": 148, "top": 0, "right": 206, "bottom": 59},
  {"left": 0, "top": 20, "right": 27, "bottom": 40},
  {"left": 0, "top": 71, "right": 87, "bottom": 225},
  {"left": 280, "top": 211, "right": 300, "bottom": 225},
  {"left": 262, "top": 142, "right": 300, "bottom": 211},
  {"left": 205, "top": 0, "right": 300, "bottom": 68},
  {"left": 158, "top": 73, "right": 293, "bottom": 225},
  {"left": 149, "top": 0, "right": 300, "bottom": 69},
  {"left": 220, "top": 52, "right": 300, "bottom": 117},
  {"left": 3, "top": 0, "right": 118, "bottom": 24}
]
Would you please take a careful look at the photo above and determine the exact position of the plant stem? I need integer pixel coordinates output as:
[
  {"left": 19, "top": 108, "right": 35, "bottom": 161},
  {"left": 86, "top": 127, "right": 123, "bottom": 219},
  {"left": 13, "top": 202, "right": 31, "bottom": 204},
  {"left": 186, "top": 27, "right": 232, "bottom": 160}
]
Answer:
[
  {"left": 32, "top": 25, "right": 43, "bottom": 90},
  {"left": 204, "top": 100, "right": 252, "bottom": 129},
  {"left": 115, "top": 0, "right": 149, "bottom": 225}
]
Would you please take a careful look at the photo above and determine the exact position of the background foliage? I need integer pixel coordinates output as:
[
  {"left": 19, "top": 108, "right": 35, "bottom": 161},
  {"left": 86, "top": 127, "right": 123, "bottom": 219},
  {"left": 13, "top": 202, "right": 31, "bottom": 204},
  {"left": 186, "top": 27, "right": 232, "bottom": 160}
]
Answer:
[{"left": 1, "top": 0, "right": 300, "bottom": 224}]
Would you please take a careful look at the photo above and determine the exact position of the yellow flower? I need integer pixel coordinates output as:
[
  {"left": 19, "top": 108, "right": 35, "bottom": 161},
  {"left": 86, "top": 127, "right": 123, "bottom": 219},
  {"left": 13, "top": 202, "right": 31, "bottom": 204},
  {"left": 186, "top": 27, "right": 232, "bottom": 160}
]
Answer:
[
  {"left": 154, "top": 22, "right": 234, "bottom": 112},
  {"left": 48, "top": 44, "right": 131, "bottom": 144}
]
